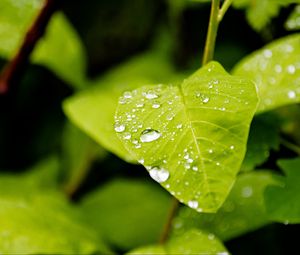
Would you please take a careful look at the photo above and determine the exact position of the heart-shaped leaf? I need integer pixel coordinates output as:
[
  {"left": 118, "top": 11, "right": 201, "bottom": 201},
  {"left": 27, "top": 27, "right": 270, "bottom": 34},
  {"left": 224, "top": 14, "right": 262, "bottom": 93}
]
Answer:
[
  {"left": 115, "top": 61, "right": 258, "bottom": 212},
  {"left": 233, "top": 33, "right": 300, "bottom": 113}
]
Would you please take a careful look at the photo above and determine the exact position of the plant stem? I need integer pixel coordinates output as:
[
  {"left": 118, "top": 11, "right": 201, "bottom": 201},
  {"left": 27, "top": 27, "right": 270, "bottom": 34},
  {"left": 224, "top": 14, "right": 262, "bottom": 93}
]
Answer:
[
  {"left": 0, "top": 0, "right": 58, "bottom": 94},
  {"left": 218, "top": 0, "right": 233, "bottom": 22},
  {"left": 159, "top": 197, "right": 179, "bottom": 244},
  {"left": 280, "top": 138, "right": 300, "bottom": 156},
  {"left": 202, "top": 0, "right": 220, "bottom": 65}
]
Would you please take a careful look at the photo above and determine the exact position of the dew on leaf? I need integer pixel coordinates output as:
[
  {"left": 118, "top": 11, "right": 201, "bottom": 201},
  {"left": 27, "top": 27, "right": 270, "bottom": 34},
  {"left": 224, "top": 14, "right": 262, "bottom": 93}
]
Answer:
[
  {"left": 275, "top": 64, "right": 282, "bottom": 73},
  {"left": 136, "top": 102, "right": 144, "bottom": 108},
  {"left": 143, "top": 91, "right": 159, "bottom": 99},
  {"left": 263, "top": 49, "right": 272, "bottom": 58},
  {"left": 288, "top": 90, "right": 296, "bottom": 99},
  {"left": 149, "top": 167, "right": 169, "bottom": 183},
  {"left": 123, "top": 91, "right": 132, "bottom": 99},
  {"left": 192, "top": 166, "right": 198, "bottom": 171},
  {"left": 140, "top": 129, "right": 161, "bottom": 143},
  {"left": 287, "top": 64, "right": 296, "bottom": 74},
  {"left": 123, "top": 132, "right": 131, "bottom": 140},
  {"left": 188, "top": 200, "right": 199, "bottom": 209},
  {"left": 152, "top": 101, "right": 161, "bottom": 108},
  {"left": 114, "top": 123, "right": 125, "bottom": 132}
]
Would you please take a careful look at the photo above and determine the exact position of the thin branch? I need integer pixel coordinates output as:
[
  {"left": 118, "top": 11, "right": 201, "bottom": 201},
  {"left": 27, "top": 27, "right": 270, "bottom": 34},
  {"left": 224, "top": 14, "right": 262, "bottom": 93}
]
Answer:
[
  {"left": 218, "top": 0, "right": 233, "bottom": 22},
  {"left": 0, "top": 0, "right": 58, "bottom": 94},
  {"left": 202, "top": 0, "right": 221, "bottom": 65},
  {"left": 159, "top": 197, "right": 179, "bottom": 244}
]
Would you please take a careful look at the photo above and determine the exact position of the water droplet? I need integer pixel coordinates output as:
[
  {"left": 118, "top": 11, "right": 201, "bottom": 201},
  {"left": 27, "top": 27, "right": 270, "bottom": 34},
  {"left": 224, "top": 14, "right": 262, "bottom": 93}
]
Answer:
[
  {"left": 143, "top": 91, "right": 158, "bottom": 99},
  {"left": 119, "top": 97, "right": 126, "bottom": 104},
  {"left": 192, "top": 166, "right": 198, "bottom": 171},
  {"left": 230, "top": 145, "right": 235, "bottom": 150},
  {"left": 288, "top": 90, "right": 296, "bottom": 99},
  {"left": 166, "top": 184, "right": 170, "bottom": 188},
  {"left": 140, "top": 129, "right": 161, "bottom": 142},
  {"left": 135, "top": 143, "right": 141, "bottom": 149},
  {"left": 149, "top": 167, "right": 169, "bottom": 183},
  {"left": 114, "top": 123, "right": 125, "bottom": 132},
  {"left": 188, "top": 200, "right": 198, "bottom": 209},
  {"left": 263, "top": 49, "right": 272, "bottom": 58},
  {"left": 177, "top": 123, "right": 183, "bottom": 129},
  {"left": 184, "top": 163, "right": 191, "bottom": 169},
  {"left": 123, "top": 132, "right": 131, "bottom": 140},
  {"left": 208, "top": 149, "right": 213, "bottom": 154},
  {"left": 208, "top": 233, "right": 215, "bottom": 240},
  {"left": 136, "top": 102, "right": 144, "bottom": 108},
  {"left": 242, "top": 186, "right": 253, "bottom": 198},
  {"left": 287, "top": 65, "right": 296, "bottom": 74},
  {"left": 202, "top": 97, "right": 210, "bottom": 104},
  {"left": 138, "top": 158, "right": 144, "bottom": 164},
  {"left": 123, "top": 91, "right": 132, "bottom": 98},
  {"left": 166, "top": 113, "right": 175, "bottom": 121},
  {"left": 152, "top": 102, "right": 161, "bottom": 108}
]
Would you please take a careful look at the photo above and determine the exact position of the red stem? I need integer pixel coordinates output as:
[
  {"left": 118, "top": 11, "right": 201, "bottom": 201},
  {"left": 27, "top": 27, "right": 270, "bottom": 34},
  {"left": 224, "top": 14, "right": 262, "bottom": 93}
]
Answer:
[{"left": 0, "top": 0, "right": 58, "bottom": 94}]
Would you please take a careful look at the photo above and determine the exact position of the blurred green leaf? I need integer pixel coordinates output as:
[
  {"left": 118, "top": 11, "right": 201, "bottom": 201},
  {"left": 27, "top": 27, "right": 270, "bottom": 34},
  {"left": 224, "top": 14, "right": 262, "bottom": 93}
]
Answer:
[
  {"left": 0, "top": 160, "right": 112, "bottom": 254},
  {"left": 172, "top": 171, "right": 279, "bottom": 241},
  {"left": 241, "top": 114, "right": 280, "bottom": 171},
  {"left": 0, "top": 0, "right": 86, "bottom": 89},
  {"left": 232, "top": 0, "right": 300, "bottom": 31},
  {"left": 265, "top": 157, "right": 300, "bottom": 223},
  {"left": 233, "top": 33, "right": 300, "bottom": 113},
  {"left": 63, "top": 50, "right": 180, "bottom": 162},
  {"left": 285, "top": 5, "right": 300, "bottom": 30},
  {"left": 115, "top": 61, "right": 258, "bottom": 212},
  {"left": 80, "top": 178, "right": 172, "bottom": 250},
  {"left": 61, "top": 122, "right": 107, "bottom": 195},
  {"left": 127, "top": 229, "right": 228, "bottom": 254}
]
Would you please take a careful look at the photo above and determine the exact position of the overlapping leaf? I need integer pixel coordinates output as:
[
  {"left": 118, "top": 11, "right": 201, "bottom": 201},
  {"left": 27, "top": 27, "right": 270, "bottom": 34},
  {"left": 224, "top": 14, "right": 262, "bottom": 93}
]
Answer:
[
  {"left": 233, "top": 33, "right": 300, "bottom": 113},
  {"left": 265, "top": 157, "right": 300, "bottom": 223},
  {"left": 172, "top": 171, "right": 279, "bottom": 241},
  {"left": 233, "top": 0, "right": 300, "bottom": 31},
  {"left": 0, "top": 0, "right": 86, "bottom": 89},
  {"left": 115, "top": 61, "right": 258, "bottom": 212},
  {"left": 80, "top": 178, "right": 172, "bottom": 250},
  {"left": 127, "top": 229, "right": 228, "bottom": 255}
]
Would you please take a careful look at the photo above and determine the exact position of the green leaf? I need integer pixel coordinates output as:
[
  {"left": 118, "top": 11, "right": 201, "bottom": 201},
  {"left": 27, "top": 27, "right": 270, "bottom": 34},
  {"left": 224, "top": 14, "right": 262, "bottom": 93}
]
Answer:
[
  {"left": 172, "top": 171, "right": 279, "bottom": 241},
  {"left": 32, "top": 12, "right": 87, "bottom": 89},
  {"left": 63, "top": 51, "right": 180, "bottom": 162},
  {"left": 232, "top": 0, "right": 299, "bottom": 31},
  {"left": 0, "top": 0, "right": 86, "bottom": 89},
  {"left": 233, "top": 33, "right": 300, "bottom": 113},
  {"left": 127, "top": 229, "right": 228, "bottom": 255},
  {"left": 80, "top": 178, "right": 172, "bottom": 250},
  {"left": 61, "top": 122, "right": 107, "bottom": 195},
  {"left": 0, "top": 162, "right": 112, "bottom": 254},
  {"left": 265, "top": 157, "right": 300, "bottom": 223},
  {"left": 115, "top": 61, "right": 258, "bottom": 212},
  {"left": 241, "top": 114, "right": 280, "bottom": 171},
  {"left": 285, "top": 5, "right": 300, "bottom": 30}
]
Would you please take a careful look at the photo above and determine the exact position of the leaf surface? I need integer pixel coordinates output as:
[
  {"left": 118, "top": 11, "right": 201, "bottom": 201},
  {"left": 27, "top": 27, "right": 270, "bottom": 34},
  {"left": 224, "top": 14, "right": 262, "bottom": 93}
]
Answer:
[
  {"left": 265, "top": 157, "right": 300, "bottom": 223},
  {"left": 127, "top": 229, "right": 227, "bottom": 255},
  {"left": 80, "top": 178, "right": 172, "bottom": 250},
  {"left": 115, "top": 61, "right": 258, "bottom": 212},
  {"left": 233, "top": 34, "right": 300, "bottom": 113}
]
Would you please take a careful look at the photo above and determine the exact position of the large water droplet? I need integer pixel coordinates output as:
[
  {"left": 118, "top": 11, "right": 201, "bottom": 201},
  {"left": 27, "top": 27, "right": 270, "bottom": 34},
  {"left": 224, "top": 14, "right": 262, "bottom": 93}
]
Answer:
[
  {"left": 123, "top": 132, "right": 131, "bottom": 140},
  {"left": 123, "top": 91, "right": 132, "bottom": 98},
  {"left": 140, "top": 129, "right": 161, "bottom": 142},
  {"left": 188, "top": 200, "right": 198, "bottom": 209},
  {"left": 114, "top": 123, "right": 125, "bottom": 132},
  {"left": 287, "top": 64, "right": 296, "bottom": 74},
  {"left": 143, "top": 91, "right": 158, "bottom": 99},
  {"left": 149, "top": 167, "right": 169, "bottom": 183}
]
